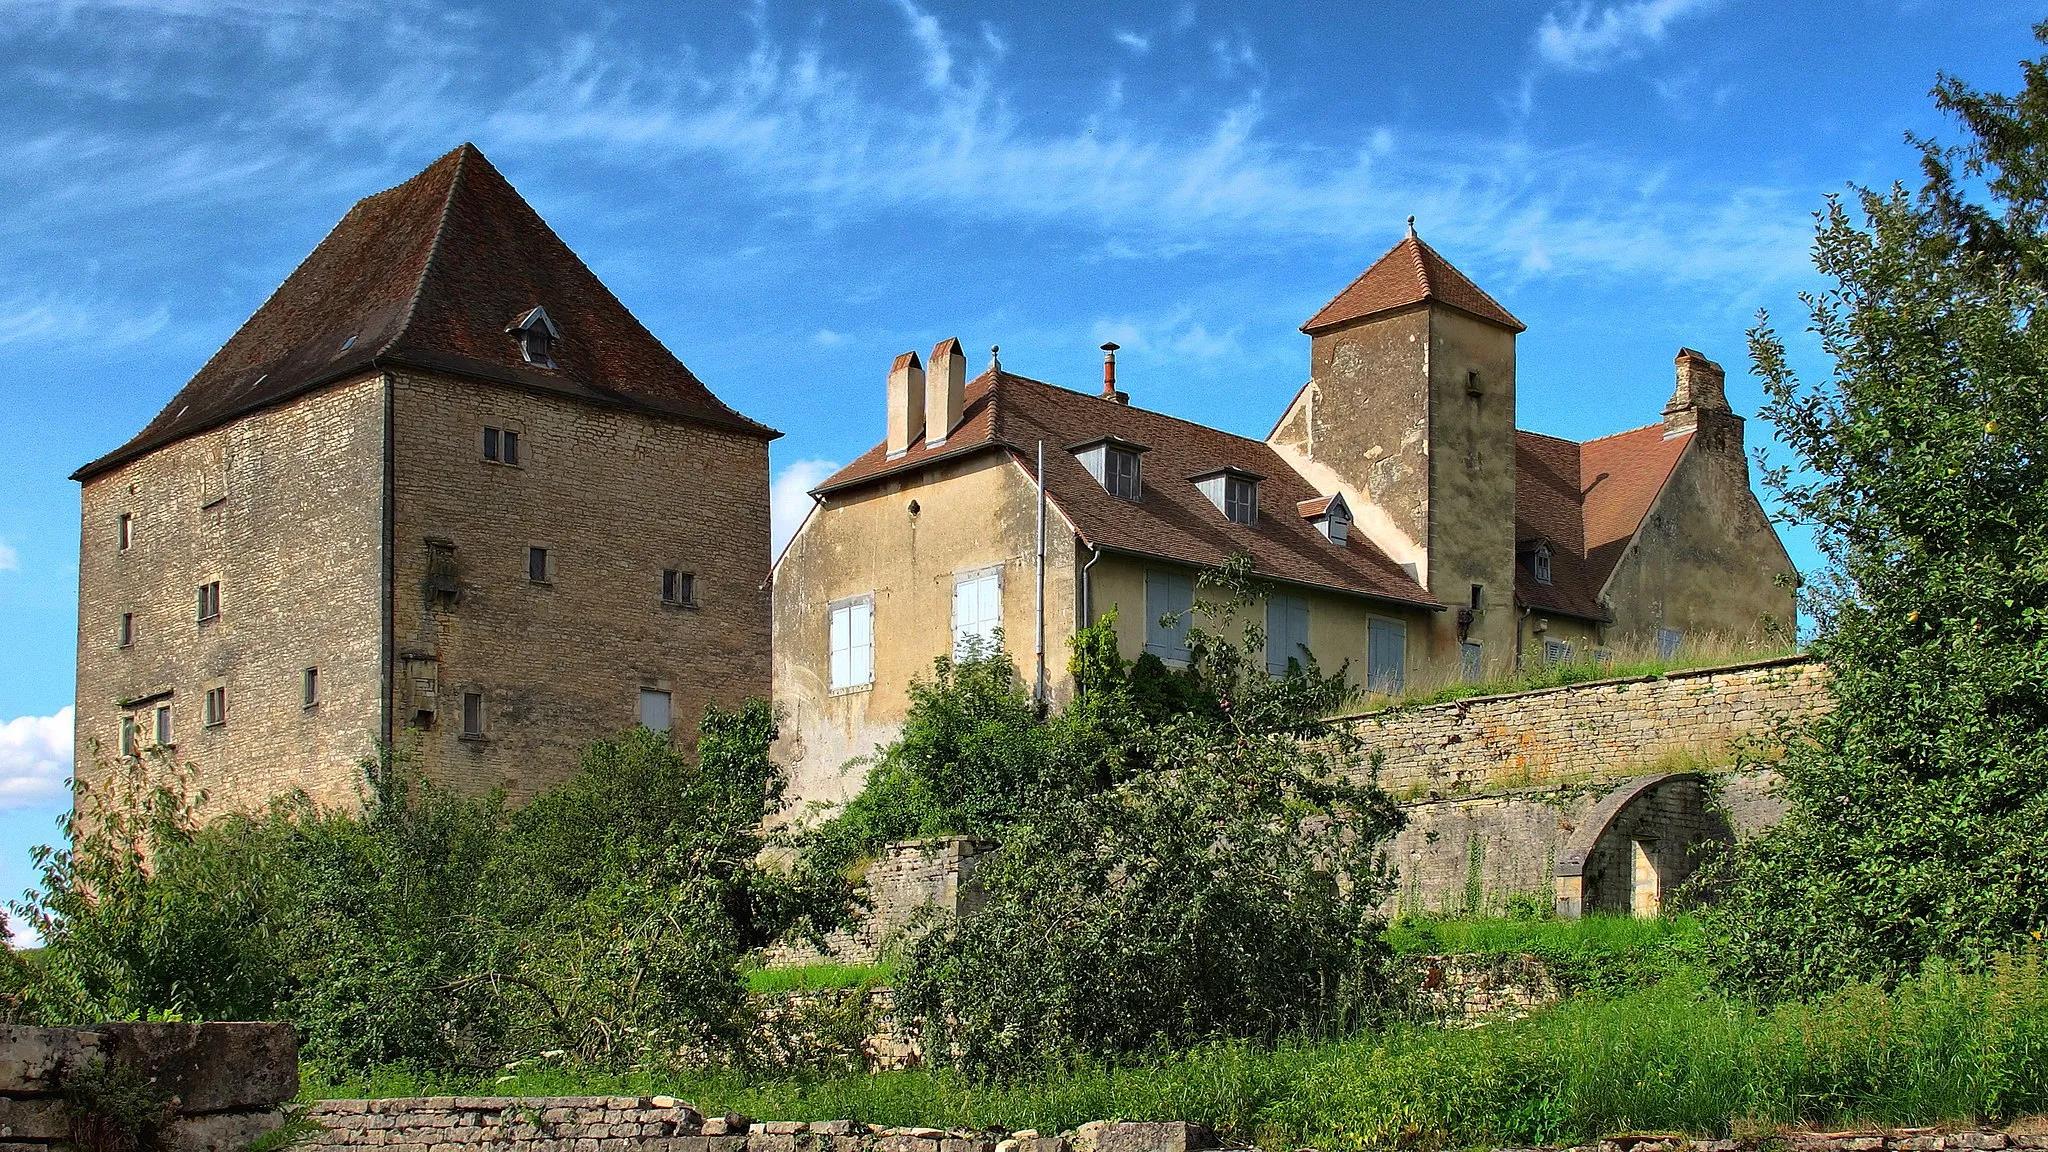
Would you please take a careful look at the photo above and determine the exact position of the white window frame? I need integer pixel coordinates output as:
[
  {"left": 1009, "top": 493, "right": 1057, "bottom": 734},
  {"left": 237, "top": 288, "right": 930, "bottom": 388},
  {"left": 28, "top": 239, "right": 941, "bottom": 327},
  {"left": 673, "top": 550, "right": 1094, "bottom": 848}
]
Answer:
[
  {"left": 829, "top": 594, "right": 875, "bottom": 692},
  {"left": 952, "top": 567, "right": 1003, "bottom": 659}
]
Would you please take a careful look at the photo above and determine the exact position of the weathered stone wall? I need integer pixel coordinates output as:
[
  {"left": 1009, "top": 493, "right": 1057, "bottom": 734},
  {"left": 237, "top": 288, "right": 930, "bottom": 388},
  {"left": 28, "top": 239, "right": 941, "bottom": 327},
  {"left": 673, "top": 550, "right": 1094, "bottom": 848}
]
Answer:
[
  {"left": 766, "top": 837, "right": 993, "bottom": 967},
  {"left": 388, "top": 369, "right": 773, "bottom": 800},
  {"left": 1341, "top": 656, "right": 1826, "bottom": 800},
  {"left": 0, "top": 1022, "right": 298, "bottom": 1152},
  {"left": 74, "top": 373, "right": 389, "bottom": 813}
]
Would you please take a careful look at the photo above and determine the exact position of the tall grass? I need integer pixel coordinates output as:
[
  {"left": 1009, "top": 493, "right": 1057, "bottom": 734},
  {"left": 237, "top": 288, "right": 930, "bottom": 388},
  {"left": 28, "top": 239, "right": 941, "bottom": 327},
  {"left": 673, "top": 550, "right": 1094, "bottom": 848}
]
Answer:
[
  {"left": 744, "top": 963, "right": 897, "bottom": 995},
  {"left": 310, "top": 950, "right": 2048, "bottom": 1150}
]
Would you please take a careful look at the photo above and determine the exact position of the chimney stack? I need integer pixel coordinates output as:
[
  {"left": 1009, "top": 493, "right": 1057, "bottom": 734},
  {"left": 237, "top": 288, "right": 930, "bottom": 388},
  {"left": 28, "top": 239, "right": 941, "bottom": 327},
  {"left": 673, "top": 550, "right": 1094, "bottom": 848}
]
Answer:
[
  {"left": 1100, "top": 342, "right": 1128, "bottom": 404},
  {"left": 927, "top": 337, "right": 966, "bottom": 447},
  {"left": 1664, "top": 347, "right": 1729, "bottom": 437},
  {"left": 887, "top": 350, "right": 925, "bottom": 458}
]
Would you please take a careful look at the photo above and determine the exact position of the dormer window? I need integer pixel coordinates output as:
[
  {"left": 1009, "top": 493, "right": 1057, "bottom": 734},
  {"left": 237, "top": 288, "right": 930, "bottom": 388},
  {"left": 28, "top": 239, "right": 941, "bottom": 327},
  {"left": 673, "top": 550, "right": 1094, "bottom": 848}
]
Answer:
[
  {"left": 1070, "top": 436, "right": 1150, "bottom": 502},
  {"left": 1299, "top": 493, "right": 1351, "bottom": 546},
  {"left": 1532, "top": 544, "right": 1553, "bottom": 585},
  {"left": 506, "top": 306, "right": 559, "bottom": 369},
  {"left": 1191, "top": 466, "right": 1262, "bottom": 525}
]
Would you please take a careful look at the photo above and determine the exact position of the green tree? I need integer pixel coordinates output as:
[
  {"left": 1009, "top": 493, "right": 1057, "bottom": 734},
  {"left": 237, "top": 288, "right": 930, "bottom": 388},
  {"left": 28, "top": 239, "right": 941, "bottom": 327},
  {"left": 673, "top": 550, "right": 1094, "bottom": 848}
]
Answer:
[
  {"left": 890, "top": 560, "right": 1404, "bottom": 1074},
  {"left": 1706, "top": 29, "right": 2048, "bottom": 998}
]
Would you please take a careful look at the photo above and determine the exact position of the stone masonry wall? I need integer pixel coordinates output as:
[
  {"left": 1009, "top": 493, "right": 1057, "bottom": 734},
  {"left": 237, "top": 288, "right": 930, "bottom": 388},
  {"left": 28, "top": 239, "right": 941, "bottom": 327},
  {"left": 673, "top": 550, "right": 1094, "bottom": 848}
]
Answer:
[
  {"left": 388, "top": 370, "right": 773, "bottom": 800},
  {"left": 0, "top": 1023, "right": 298, "bottom": 1152},
  {"left": 1338, "top": 656, "right": 1827, "bottom": 801},
  {"left": 74, "top": 373, "right": 389, "bottom": 814},
  {"left": 766, "top": 837, "right": 992, "bottom": 966}
]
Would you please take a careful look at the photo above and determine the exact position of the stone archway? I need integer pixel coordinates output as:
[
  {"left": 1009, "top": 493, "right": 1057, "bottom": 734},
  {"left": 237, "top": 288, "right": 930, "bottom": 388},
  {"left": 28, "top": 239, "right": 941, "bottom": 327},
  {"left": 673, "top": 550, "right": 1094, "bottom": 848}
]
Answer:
[{"left": 1554, "top": 772, "right": 1733, "bottom": 918}]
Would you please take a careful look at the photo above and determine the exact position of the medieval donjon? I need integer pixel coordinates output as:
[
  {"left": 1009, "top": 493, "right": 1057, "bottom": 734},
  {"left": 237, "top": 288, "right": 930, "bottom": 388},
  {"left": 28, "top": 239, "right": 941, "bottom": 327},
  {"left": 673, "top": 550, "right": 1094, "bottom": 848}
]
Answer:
[{"left": 72, "top": 144, "right": 776, "bottom": 809}]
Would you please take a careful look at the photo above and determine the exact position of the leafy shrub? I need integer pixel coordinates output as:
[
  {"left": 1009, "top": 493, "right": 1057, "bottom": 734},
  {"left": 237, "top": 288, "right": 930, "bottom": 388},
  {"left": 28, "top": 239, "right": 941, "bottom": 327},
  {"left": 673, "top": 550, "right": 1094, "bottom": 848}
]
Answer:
[
  {"left": 875, "top": 560, "right": 1406, "bottom": 1074},
  {"left": 12, "top": 701, "right": 849, "bottom": 1075},
  {"left": 1706, "top": 30, "right": 2048, "bottom": 998}
]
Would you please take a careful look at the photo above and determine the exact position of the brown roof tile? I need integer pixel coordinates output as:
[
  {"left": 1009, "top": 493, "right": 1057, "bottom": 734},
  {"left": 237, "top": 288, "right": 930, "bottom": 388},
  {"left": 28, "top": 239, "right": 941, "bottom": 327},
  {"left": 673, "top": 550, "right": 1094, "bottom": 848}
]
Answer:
[
  {"left": 1511, "top": 423, "right": 1692, "bottom": 621},
  {"left": 75, "top": 143, "right": 772, "bottom": 480},
  {"left": 1302, "top": 232, "right": 1525, "bottom": 334},
  {"left": 816, "top": 372, "right": 1439, "bottom": 610}
]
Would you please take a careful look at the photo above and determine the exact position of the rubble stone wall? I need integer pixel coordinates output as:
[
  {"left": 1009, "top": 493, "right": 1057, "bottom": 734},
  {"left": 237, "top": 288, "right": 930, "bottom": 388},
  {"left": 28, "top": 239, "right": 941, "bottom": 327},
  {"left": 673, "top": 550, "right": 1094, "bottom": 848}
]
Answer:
[{"left": 0, "top": 1022, "right": 297, "bottom": 1152}]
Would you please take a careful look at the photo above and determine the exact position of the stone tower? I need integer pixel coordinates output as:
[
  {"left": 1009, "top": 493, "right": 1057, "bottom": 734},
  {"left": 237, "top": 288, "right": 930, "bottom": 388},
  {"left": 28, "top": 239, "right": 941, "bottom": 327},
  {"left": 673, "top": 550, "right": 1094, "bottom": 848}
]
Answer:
[
  {"left": 72, "top": 144, "right": 778, "bottom": 812},
  {"left": 1267, "top": 227, "right": 1524, "bottom": 676}
]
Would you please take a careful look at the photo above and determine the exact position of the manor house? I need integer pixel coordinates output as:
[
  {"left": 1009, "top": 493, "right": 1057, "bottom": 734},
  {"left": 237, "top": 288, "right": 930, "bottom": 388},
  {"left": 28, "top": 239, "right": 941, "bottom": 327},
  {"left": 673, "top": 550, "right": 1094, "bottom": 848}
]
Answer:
[
  {"left": 771, "top": 228, "right": 1796, "bottom": 808},
  {"left": 72, "top": 144, "right": 777, "bottom": 809}
]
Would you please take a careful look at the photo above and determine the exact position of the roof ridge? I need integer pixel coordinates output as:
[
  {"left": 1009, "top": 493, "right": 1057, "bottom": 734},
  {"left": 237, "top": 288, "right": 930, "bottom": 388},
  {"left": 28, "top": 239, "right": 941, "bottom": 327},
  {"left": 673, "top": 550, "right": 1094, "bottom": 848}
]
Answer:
[
  {"left": 1582, "top": 420, "right": 1681, "bottom": 445},
  {"left": 376, "top": 142, "right": 470, "bottom": 360},
  {"left": 1409, "top": 236, "right": 1435, "bottom": 299},
  {"left": 1516, "top": 427, "right": 1583, "bottom": 447},
  {"left": 1001, "top": 371, "right": 1288, "bottom": 455}
]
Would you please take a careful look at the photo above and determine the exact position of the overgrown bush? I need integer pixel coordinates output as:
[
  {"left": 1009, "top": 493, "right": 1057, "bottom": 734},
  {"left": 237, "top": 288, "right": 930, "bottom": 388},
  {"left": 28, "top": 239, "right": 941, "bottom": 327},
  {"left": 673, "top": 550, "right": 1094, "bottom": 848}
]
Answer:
[
  {"left": 11, "top": 701, "right": 849, "bottom": 1076},
  {"left": 843, "top": 559, "right": 1408, "bottom": 1074},
  {"left": 1706, "top": 29, "right": 2048, "bottom": 998}
]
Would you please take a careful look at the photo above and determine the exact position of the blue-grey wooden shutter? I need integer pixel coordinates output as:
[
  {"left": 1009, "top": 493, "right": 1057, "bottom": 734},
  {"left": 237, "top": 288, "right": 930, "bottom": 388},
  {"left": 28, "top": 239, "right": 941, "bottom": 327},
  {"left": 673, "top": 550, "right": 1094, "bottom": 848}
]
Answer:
[{"left": 1144, "top": 570, "right": 1194, "bottom": 661}]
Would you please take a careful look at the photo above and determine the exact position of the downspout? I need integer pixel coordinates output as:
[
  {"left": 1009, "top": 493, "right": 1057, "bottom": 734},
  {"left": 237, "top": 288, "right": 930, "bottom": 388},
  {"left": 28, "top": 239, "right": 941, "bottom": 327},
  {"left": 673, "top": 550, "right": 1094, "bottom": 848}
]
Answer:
[
  {"left": 1034, "top": 440, "right": 1047, "bottom": 708},
  {"left": 1081, "top": 542, "right": 1102, "bottom": 626}
]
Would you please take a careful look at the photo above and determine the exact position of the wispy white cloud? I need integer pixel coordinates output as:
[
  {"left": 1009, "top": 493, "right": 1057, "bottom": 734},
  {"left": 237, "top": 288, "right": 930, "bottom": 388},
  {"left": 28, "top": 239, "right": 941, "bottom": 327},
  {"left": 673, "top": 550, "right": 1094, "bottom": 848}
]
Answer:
[
  {"left": 1092, "top": 307, "right": 1241, "bottom": 364},
  {"left": 891, "top": 0, "right": 953, "bottom": 91},
  {"left": 771, "top": 458, "right": 840, "bottom": 558},
  {"left": 0, "top": 296, "right": 169, "bottom": 349},
  {"left": 1115, "top": 30, "right": 1151, "bottom": 54},
  {"left": 0, "top": 540, "right": 18, "bottom": 572},
  {"left": 1536, "top": 0, "right": 1718, "bottom": 72},
  {"left": 0, "top": 708, "right": 71, "bottom": 811},
  {"left": 813, "top": 328, "right": 848, "bottom": 346}
]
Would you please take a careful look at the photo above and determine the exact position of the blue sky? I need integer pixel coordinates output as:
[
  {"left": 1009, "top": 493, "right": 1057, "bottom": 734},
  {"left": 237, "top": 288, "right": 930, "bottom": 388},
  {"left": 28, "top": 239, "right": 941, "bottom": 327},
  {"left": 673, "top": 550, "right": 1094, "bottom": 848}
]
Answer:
[{"left": 0, "top": 0, "right": 2037, "bottom": 931}]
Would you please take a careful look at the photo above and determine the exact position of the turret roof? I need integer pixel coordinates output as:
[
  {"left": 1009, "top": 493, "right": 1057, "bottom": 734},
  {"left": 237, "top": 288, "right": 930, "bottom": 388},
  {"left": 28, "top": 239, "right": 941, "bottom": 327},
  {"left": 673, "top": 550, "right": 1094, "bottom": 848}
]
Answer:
[{"left": 1301, "top": 232, "right": 1525, "bottom": 334}]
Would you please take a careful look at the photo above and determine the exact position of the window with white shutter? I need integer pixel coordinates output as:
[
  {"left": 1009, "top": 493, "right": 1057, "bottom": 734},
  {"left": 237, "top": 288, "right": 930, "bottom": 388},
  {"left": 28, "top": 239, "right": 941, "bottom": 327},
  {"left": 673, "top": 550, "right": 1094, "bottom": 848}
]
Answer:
[
  {"left": 830, "top": 596, "right": 874, "bottom": 690},
  {"left": 952, "top": 568, "right": 1002, "bottom": 658}
]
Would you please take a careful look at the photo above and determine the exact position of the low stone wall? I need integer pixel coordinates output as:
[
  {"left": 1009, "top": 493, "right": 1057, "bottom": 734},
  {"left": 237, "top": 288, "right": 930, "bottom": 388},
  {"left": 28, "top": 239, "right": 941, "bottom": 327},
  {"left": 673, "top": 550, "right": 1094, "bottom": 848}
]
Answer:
[
  {"left": 1405, "top": 953, "right": 1560, "bottom": 1023},
  {"left": 1338, "top": 656, "right": 1827, "bottom": 801},
  {"left": 766, "top": 837, "right": 993, "bottom": 966},
  {"left": 304, "top": 1101, "right": 2045, "bottom": 1152},
  {"left": 0, "top": 1023, "right": 298, "bottom": 1152}
]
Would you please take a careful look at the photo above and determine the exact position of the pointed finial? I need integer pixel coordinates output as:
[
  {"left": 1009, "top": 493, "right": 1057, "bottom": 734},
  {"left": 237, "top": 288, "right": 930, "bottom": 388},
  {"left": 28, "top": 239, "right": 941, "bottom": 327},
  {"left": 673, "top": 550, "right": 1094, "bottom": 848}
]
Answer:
[
  {"left": 1406, "top": 215, "right": 1416, "bottom": 238},
  {"left": 990, "top": 344, "right": 1002, "bottom": 372}
]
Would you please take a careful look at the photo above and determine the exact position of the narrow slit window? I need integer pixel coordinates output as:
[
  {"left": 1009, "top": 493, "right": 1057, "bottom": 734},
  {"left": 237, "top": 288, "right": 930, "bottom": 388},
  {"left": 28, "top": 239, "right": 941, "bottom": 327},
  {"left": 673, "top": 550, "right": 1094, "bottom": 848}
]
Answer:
[
  {"left": 503, "top": 429, "right": 520, "bottom": 465},
  {"left": 119, "top": 715, "right": 138, "bottom": 757},
  {"left": 303, "top": 667, "right": 320, "bottom": 709},
  {"left": 461, "top": 690, "right": 485, "bottom": 738},
  {"left": 154, "top": 704, "right": 172, "bottom": 747},
  {"left": 527, "top": 546, "right": 550, "bottom": 583},
  {"left": 483, "top": 427, "right": 500, "bottom": 461},
  {"left": 117, "top": 613, "right": 133, "bottom": 648},
  {"left": 118, "top": 513, "right": 133, "bottom": 550}
]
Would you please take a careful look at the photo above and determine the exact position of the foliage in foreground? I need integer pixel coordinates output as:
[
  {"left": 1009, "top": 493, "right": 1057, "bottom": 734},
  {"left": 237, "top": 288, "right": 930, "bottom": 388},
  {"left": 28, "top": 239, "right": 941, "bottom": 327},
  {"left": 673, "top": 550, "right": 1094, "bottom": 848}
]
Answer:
[
  {"left": 11, "top": 702, "right": 848, "bottom": 1074},
  {"left": 1387, "top": 913, "right": 1701, "bottom": 997},
  {"left": 806, "top": 558, "right": 1408, "bottom": 1075},
  {"left": 313, "top": 950, "right": 2048, "bottom": 1151},
  {"left": 1707, "top": 28, "right": 2048, "bottom": 998}
]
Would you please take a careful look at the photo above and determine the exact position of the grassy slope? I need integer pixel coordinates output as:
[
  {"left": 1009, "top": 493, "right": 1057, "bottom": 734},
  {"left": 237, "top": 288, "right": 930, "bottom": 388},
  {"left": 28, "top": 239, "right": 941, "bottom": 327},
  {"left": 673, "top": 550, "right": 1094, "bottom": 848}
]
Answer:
[{"left": 310, "top": 948, "right": 2048, "bottom": 1151}]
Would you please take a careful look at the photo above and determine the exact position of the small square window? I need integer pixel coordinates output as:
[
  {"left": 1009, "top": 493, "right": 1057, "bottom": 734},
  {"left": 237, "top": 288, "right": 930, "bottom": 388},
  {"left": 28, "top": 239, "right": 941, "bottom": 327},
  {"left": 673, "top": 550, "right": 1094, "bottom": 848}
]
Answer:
[
  {"left": 527, "top": 546, "right": 550, "bottom": 583},
  {"left": 196, "top": 580, "right": 221, "bottom": 623},
  {"left": 154, "top": 704, "right": 173, "bottom": 748},
  {"left": 117, "top": 513, "right": 133, "bottom": 551},
  {"left": 483, "top": 427, "right": 521, "bottom": 465},
  {"left": 203, "top": 686, "right": 226, "bottom": 728},
  {"left": 662, "top": 569, "right": 696, "bottom": 606},
  {"left": 638, "top": 688, "right": 672, "bottom": 733},
  {"left": 303, "top": 667, "right": 320, "bottom": 709},
  {"left": 460, "top": 690, "right": 485, "bottom": 738},
  {"left": 117, "top": 613, "right": 133, "bottom": 648}
]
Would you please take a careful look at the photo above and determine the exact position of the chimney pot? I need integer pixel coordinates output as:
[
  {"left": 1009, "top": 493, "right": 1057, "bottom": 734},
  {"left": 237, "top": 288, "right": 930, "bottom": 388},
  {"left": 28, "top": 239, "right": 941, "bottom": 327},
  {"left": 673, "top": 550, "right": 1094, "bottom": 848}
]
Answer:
[
  {"left": 1100, "top": 342, "right": 1128, "bottom": 404},
  {"left": 886, "top": 350, "right": 925, "bottom": 458}
]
